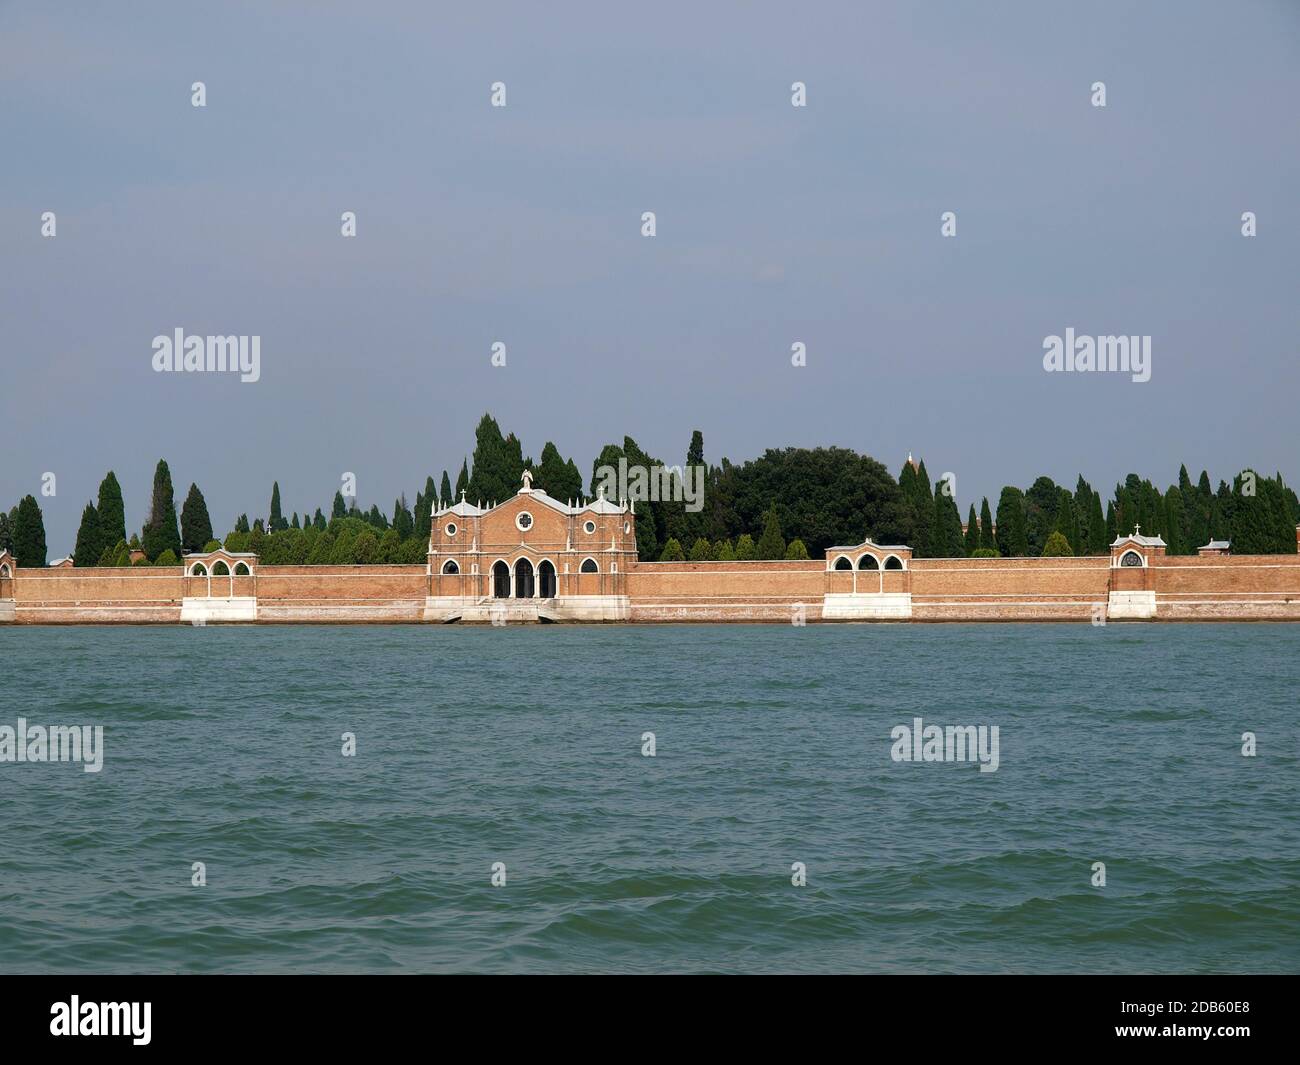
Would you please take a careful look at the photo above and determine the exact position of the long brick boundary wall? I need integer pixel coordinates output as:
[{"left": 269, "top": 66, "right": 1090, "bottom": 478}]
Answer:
[{"left": 4, "top": 553, "right": 1300, "bottom": 623}]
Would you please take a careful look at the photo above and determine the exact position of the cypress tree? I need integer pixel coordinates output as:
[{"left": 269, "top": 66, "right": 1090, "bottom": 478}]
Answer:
[
  {"left": 331, "top": 491, "right": 347, "bottom": 519},
  {"left": 911, "top": 460, "right": 936, "bottom": 557},
  {"left": 964, "top": 504, "right": 980, "bottom": 556},
  {"left": 933, "top": 482, "right": 965, "bottom": 557},
  {"left": 440, "top": 471, "right": 453, "bottom": 506},
  {"left": 455, "top": 459, "right": 470, "bottom": 500},
  {"left": 73, "top": 502, "right": 103, "bottom": 568},
  {"left": 756, "top": 506, "right": 786, "bottom": 560},
  {"left": 393, "top": 495, "right": 414, "bottom": 540},
  {"left": 1052, "top": 488, "right": 1080, "bottom": 556},
  {"left": 979, "top": 498, "right": 996, "bottom": 553},
  {"left": 141, "top": 460, "right": 182, "bottom": 561},
  {"left": 0, "top": 510, "right": 12, "bottom": 554},
  {"left": 734, "top": 534, "right": 757, "bottom": 560},
  {"left": 13, "top": 495, "right": 47, "bottom": 567},
  {"left": 994, "top": 487, "right": 1028, "bottom": 557},
  {"left": 688, "top": 537, "right": 713, "bottom": 561},
  {"left": 313, "top": 509, "right": 327, "bottom": 531},
  {"left": 180, "top": 483, "right": 213, "bottom": 553},
  {"left": 96, "top": 471, "right": 126, "bottom": 549},
  {"left": 291, "top": 512, "right": 300, "bottom": 530},
  {"left": 785, "top": 538, "right": 810, "bottom": 560},
  {"left": 269, "top": 482, "right": 287, "bottom": 531}
]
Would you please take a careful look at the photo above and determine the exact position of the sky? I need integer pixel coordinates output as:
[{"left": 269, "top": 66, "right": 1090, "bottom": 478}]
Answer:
[{"left": 2, "top": 0, "right": 1299, "bottom": 551}]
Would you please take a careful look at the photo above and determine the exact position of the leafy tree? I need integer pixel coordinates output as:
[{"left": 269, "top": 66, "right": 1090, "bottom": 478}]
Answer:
[
  {"left": 1023, "top": 476, "right": 1060, "bottom": 557},
  {"left": 716, "top": 539, "right": 735, "bottom": 561},
  {"left": 74, "top": 502, "right": 103, "bottom": 568},
  {"left": 180, "top": 483, "right": 213, "bottom": 553},
  {"left": 141, "top": 460, "right": 182, "bottom": 561},
  {"left": 154, "top": 548, "right": 179, "bottom": 567},
  {"left": 756, "top": 505, "right": 786, "bottom": 559},
  {"left": 688, "top": 537, "right": 713, "bottom": 561},
  {"left": 1041, "top": 531, "right": 1073, "bottom": 557},
  {"left": 313, "top": 509, "right": 327, "bottom": 531},
  {"left": 12, "top": 495, "right": 47, "bottom": 567},
  {"left": 785, "top": 538, "right": 810, "bottom": 560},
  {"left": 734, "top": 534, "right": 757, "bottom": 560},
  {"left": 659, "top": 537, "right": 685, "bottom": 562},
  {"left": 971, "top": 547, "right": 1000, "bottom": 558}
]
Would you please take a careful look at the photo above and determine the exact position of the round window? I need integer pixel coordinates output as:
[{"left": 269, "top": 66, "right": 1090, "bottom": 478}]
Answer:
[
  {"left": 584, "top": 520, "right": 596, "bottom": 534},
  {"left": 516, "top": 512, "right": 533, "bottom": 532},
  {"left": 445, "top": 522, "right": 457, "bottom": 537}
]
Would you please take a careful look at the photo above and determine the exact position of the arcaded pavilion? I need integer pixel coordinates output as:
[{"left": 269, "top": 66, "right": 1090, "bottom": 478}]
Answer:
[{"left": 423, "top": 470, "right": 637, "bottom": 621}]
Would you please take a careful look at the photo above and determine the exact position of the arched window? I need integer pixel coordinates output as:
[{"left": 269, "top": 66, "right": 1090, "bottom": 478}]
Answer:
[
  {"left": 580, "top": 557, "right": 598, "bottom": 574},
  {"left": 233, "top": 561, "right": 251, "bottom": 576},
  {"left": 538, "top": 560, "right": 557, "bottom": 598},
  {"left": 833, "top": 556, "right": 852, "bottom": 571},
  {"left": 514, "top": 558, "right": 534, "bottom": 598},
  {"left": 2, "top": 563, "right": 13, "bottom": 578},
  {"left": 189, "top": 563, "right": 208, "bottom": 577},
  {"left": 1120, "top": 550, "right": 1143, "bottom": 568},
  {"left": 492, "top": 560, "right": 510, "bottom": 598},
  {"left": 212, "top": 561, "right": 230, "bottom": 576},
  {"left": 883, "top": 555, "right": 904, "bottom": 570},
  {"left": 857, "top": 555, "right": 879, "bottom": 571},
  {"left": 442, "top": 559, "right": 460, "bottom": 575}
]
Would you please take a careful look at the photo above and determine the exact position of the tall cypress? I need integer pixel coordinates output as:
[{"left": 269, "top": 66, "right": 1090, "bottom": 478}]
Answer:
[
  {"left": 96, "top": 471, "right": 126, "bottom": 549},
  {"left": 13, "top": 495, "right": 47, "bottom": 567},
  {"left": 73, "top": 501, "right": 103, "bottom": 568},
  {"left": 141, "top": 460, "right": 182, "bottom": 560},
  {"left": 979, "top": 497, "right": 996, "bottom": 553},
  {"left": 180, "top": 483, "right": 214, "bottom": 553},
  {"left": 269, "top": 482, "right": 287, "bottom": 531},
  {"left": 440, "top": 470, "right": 453, "bottom": 506},
  {"left": 964, "top": 504, "right": 980, "bottom": 555},
  {"left": 455, "top": 459, "right": 470, "bottom": 500},
  {"left": 994, "top": 487, "right": 1028, "bottom": 557}
]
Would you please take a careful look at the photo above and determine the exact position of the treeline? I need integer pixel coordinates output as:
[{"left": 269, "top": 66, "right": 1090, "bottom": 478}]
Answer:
[{"left": 2, "top": 414, "right": 1297, "bottom": 568}]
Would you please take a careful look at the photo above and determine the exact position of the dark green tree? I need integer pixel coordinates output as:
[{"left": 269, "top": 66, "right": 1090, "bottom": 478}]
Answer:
[
  {"left": 141, "top": 460, "right": 182, "bottom": 561},
  {"left": 12, "top": 495, "right": 47, "bottom": 567},
  {"left": 756, "top": 505, "right": 786, "bottom": 560},
  {"left": 659, "top": 537, "right": 685, "bottom": 562},
  {"left": 96, "top": 471, "right": 126, "bottom": 549},
  {"left": 331, "top": 491, "right": 347, "bottom": 519},
  {"left": 964, "top": 504, "right": 981, "bottom": 556},
  {"left": 180, "top": 483, "right": 214, "bottom": 553},
  {"left": 269, "top": 482, "right": 287, "bottom": 531},
  {"left": 73, "top": 501, "right": 103, "bottom": 568},
  {"left": 994, "top": 487, "right": 1028, "bottom": 557},
  {"left": 979, "top": 497, "right": 996, "bottom": 552}
]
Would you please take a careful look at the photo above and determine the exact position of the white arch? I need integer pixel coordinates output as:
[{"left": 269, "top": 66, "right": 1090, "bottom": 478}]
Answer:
[
  {"left": 856, "top": 554, "right": 880, "bottom": 570},
  {"left": 0, "top": 563, "right": 10, "bottom": 578},
  {"left": 441, "top": 559, "right": 460, "bottom": 575},
  {"left": 189, "top": 562, "right": 208, "bottom": 576},
  {"left": 1118, "top": 549, "right": 1145, "bottom": 568},
  {"left": 831, "top": 554, "right": 853, "bottom": 571},
  {"left": 883, "top": 554, "right": 905, "bottom": 571},
  {"left": 580, "top": 556, "right": 599, "bottom": 573},
  {"left": 233, "top": 561, "right": 251, "bottom": 576}
]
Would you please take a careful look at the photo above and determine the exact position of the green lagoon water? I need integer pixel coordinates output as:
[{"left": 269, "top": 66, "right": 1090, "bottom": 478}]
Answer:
[{"left": 0, "top": 623, "right": 1296, "bottom": 974}]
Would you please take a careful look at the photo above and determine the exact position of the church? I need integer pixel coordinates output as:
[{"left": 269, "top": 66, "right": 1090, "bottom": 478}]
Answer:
[{"left": 423, "top": 470, "right": 638, "bottom": 622}]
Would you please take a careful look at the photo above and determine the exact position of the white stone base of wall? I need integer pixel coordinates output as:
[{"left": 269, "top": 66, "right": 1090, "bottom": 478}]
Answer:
[
  {"left": 821, "top": 593, "right": 913, "bottom": 620},
  {"left": 424, "top": 595, "right": 630, "bottom": 623},
  {"left": 1107, "top": 591, "right": 1157, "bottom": 619},
  {"left": 0, "top": 600, "right": 14, "bottom": 623},
  {"left": 180, "top": 596, "right": 258, "bottom": 623}
]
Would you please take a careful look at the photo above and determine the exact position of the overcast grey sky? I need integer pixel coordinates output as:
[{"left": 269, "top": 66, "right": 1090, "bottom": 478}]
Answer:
[{"left": 3, "top": 0, "right": 1298, "bottom": 551}]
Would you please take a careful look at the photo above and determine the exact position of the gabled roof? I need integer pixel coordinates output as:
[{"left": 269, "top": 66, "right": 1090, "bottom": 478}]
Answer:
[
  {"left": 1199, "top": 539, "right": 1231, "bottom": 550},
  {"left": 1111, "top": 531, "right": 1166, "bottom": 548},
  {"left": 826, "top": 537, "right": 912, "bottom": 553},
  {"left": 432, "top": 474, "right": 629, "bottom": 519}
]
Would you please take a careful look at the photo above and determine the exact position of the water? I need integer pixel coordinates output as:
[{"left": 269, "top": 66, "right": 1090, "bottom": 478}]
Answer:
[{"left": 0, "top": 623, "right": 1296, "bottom": 974}]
